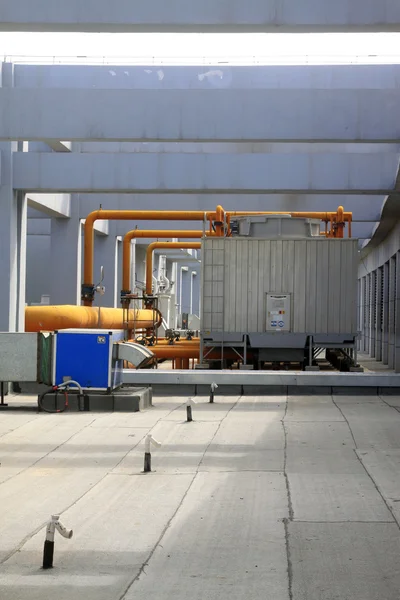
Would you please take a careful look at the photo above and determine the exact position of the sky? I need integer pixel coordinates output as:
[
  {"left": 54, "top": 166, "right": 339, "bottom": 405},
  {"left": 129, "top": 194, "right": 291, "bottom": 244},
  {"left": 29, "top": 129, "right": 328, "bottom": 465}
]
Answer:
[{"left": 0, "top": 32, "right": 400, "bottom": 64}]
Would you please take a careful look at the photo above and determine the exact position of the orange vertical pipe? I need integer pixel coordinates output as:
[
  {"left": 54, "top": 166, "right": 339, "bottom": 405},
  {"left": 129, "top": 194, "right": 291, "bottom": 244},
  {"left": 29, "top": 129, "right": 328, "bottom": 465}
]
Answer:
[
  {"left": 145, "top": 242, "right": 201, "bottom": 296},
  {"left": 215, "top": 204, "right": 225, "bottom": 236},
  {"left": 336, "top": 205, "right": 345, "bottom": 238}
]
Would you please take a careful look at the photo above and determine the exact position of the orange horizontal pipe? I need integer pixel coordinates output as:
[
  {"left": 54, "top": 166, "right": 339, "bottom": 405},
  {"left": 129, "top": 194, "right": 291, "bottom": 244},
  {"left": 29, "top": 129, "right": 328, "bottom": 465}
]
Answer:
[
  {"left": 146, "top": 242, "right": 201, "bottom": 296},
  {"left": 85, "top": 206, "right": 353, "bottom": 306},
  {"left": 25, "top": 305, "right": 161, "bottom": 333},
  {"left": 227, "top": 210, "right": 352, "bottom": 220},
  {"left": 151, "top": 345, "right": 200, "bottom": 360},
  {"left": 84, "top": 209, "right": 214, "bottom": 306},
  {"left": 122, "top": 229, "right": 210, "bottom": 294}
]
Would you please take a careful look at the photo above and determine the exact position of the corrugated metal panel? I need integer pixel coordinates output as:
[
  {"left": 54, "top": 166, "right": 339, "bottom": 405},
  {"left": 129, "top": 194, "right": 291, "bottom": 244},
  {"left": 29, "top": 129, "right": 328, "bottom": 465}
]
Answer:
[
  {"left": 294, "top": 240, "right": 307, "bottom": 332},
  {"left": 202, "top": 237, "right": 358, "bottom": 335}
]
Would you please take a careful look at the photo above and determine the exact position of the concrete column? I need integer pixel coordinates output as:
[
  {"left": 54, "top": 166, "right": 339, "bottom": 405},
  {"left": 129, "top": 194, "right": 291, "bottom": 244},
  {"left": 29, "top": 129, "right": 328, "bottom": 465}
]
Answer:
[
  {"left": 388, "top": 256, "right": 396, "bottom": 368},
  {"left": 93, "top": 223, "right": 117, "bottom": 308},
  {"left": 371, "top": 271, "right": 378, "bottom": 358},
  {"left": 49, "top": 200, "right": 81, "bottom": 305},
  {"left": 113, "top": 236, "right": 122, "bottom": 308},
  {"left": 365, "top": 273, "right": 372, "bottom": 354},
  {"left": 0, "top": 63, "right": 27, "bottom": 332},
  {"left": 361, "top": 277, "right": 367, "bottom": 353},
  {"left": 135, "top": 246, "right": 147, "bottom": 294},
  {"left": 382, "top": 261, "right": 390, "bottom": 364},
  {"left": 395, "top": 252, "right": 400, "bottom": 372}
]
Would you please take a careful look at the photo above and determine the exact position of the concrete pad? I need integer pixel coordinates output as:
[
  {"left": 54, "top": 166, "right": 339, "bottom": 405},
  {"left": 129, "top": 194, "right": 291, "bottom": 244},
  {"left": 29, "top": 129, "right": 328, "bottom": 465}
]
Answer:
[
  {"left": 290, "top": 522, "right": 400, "bottom": 600},
  {"left": 286, "top": 395, "right": 344, "bottom": 422},
  {"left": 335, "top": 401, "right": 400, "bottom": 449},
  {"left": 285, "top": 422, "right": 364, "bottom": 474},
  {"left": 289, "top": 473, "right": 393, "bottom": 522},
  {"left": 200, "top": 397, "right": 286, "bottom": 472},
  {"left": 151, "top": 384, "right": 196, "bottom": 397},
  {"left": 356, "top": 449, "right": 400, "bottom": 522},
  {"left": 0, "top": 425, "right": 148, "bottom": 562},
  {"left": 113, "top": 420, "right": 220, "bottom": 474},
  {"left": 0, "top": 413, "right": 95, "bottom": 484},
  {"left": 124, "top": 472, "right": 289, "bottom": 600},
  {"left": 0, "top": 473, "right": 194, "bottom": 600}
]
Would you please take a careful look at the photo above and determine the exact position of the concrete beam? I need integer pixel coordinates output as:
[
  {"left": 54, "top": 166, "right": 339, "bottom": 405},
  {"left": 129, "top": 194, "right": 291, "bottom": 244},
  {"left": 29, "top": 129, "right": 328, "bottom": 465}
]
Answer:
[
  {"left": 1, "top": 88, "right": 400, "bottom": 142},
  {"left": 26, "top": 193, "right": 71, "bottom": 218},
  {"left": 13, "top": 152, "right": 400, "bottom": 194},
  {"left": 1, "top": 1, "right": 399, "bottom": 32},
  {"left": 14, "top": 64, "right": 400, "bottom": 91}
]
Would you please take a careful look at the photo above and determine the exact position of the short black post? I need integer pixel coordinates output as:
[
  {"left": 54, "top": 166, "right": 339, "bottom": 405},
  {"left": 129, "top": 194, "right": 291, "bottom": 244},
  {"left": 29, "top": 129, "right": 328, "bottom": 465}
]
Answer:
[
  {"left": 186, "top": 404, "right": 193, "bottom": 422},
  {"left": 0, "top": 382, "right": 8, "bottom": 407},
  {"left": 210, "top": 382, "right": 218, "bottom": 404},
  {"left": 42, "top": 515, "right": 73, "bottom": 570},
  {"left": 144, "top": 452, "right": 152, "bottom": 473},
  {"left": 42, "top": 539, "right": 54, "bottom": 569}
]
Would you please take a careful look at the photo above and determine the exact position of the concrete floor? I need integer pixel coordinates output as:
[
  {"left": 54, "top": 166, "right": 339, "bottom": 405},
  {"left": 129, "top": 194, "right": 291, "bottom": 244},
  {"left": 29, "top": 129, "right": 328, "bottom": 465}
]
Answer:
[
  {"left": 0, "top": 393, "right": 400, "bottom": 599},
  {"left": 358, "top": 352, "right": 396, "bottom": 373}
]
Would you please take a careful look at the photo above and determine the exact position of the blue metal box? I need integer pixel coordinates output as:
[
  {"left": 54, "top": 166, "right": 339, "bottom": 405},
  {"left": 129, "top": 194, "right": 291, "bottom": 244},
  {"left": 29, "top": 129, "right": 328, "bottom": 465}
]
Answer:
[{"left": 52, "top": 329, "right": 124, "bottom": 391}]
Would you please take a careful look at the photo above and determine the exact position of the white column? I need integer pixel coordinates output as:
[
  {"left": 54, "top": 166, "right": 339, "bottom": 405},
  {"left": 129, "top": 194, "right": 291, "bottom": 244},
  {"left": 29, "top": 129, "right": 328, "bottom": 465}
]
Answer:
[
  {"left": 114, "top": 236, "right": 122, "bottom": 308},
  {"left": 49, "top": 200, "right": 81, "bottom": 305}
]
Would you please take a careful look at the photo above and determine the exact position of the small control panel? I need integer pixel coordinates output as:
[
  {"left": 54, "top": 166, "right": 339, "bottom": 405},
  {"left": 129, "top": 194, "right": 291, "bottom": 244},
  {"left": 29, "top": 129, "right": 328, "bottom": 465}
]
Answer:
[{"left": 266, "top": 294, "right": 291, "bottom": 332}]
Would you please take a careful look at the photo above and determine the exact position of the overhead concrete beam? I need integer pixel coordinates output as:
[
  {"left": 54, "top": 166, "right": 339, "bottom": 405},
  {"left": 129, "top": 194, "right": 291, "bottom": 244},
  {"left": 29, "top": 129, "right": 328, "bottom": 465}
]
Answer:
[
  {"left": 1, "top": 88, "right": 400, "bottom": 143},
  {"left": 13, "top": 152, "right": 400, "bottom": 194},
  {"left": 1, "top": 1, "right": 399, "bottom": 32},
  {"left": 14, "top": 64, "right": 400, "bottom": 91},
  {"left": 26, "top": 193, "right": 71, "bottom": 218}
]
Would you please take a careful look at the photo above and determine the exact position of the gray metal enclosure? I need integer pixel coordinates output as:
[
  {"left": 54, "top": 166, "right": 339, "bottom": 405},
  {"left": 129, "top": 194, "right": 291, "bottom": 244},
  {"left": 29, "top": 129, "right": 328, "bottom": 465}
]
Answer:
[{"left": 201, "top": 237, "right": 359, "bottom": 336}]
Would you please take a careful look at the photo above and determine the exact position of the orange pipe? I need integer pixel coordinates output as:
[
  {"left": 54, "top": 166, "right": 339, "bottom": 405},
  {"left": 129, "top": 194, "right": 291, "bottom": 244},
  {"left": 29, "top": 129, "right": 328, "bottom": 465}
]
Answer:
[
  {"left": 83, "top": 209, "right": 215, "bottom": 306},
  {"left": 122, "top": 229, "right": 210, "bottom": 295},
  {"left": 215, "top": 204, "right": 225, "bottom": 237},
  {"left": 145, "top": 242, "right": 201, "bottom": 296},
  {"left": 153, "top": 345, "right": 200, "bottom": 360},
  {"left": 84, "top": 206, "right": 353, "bottom": 305},
  {"left": 227, "top": 210, "right": 352, "bottom": 220},
  {"left": 25, "top": 305, "right": 161, "bottom": 333},
  {"left": 336, "top": 205, "right": 345, "bottom": 238}
]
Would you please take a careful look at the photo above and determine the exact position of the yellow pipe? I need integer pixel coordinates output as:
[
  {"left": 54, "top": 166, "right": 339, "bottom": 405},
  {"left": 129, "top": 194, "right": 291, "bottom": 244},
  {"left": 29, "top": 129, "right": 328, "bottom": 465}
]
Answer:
[
  {"left": 122, "top": 229, "right": 210, "bottom": 295},
  {"left": 25, "top": 305, "right": 161, "bottom": 333},
  {"left": 145, "top": 242, "right": 201, "bottom": 296}
]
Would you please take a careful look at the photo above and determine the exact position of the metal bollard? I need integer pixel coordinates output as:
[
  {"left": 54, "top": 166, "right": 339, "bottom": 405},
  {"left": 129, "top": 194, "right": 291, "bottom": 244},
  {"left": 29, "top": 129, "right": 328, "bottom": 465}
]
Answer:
[
  {"left": 210, "top": 382, "right": 218, "bottom": 403},
  {"left": 42, "top": 515, "right": 73, "bottom": 569},
  {"left": 144, "top": 434, "right": 162, "bottom": 473}
]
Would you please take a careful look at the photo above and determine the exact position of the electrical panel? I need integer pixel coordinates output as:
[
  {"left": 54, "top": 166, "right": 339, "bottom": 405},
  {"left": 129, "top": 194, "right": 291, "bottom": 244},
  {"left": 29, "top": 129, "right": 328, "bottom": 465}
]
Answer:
[{"left": 266, "top": 294, "right": 291, "bottom": 332}]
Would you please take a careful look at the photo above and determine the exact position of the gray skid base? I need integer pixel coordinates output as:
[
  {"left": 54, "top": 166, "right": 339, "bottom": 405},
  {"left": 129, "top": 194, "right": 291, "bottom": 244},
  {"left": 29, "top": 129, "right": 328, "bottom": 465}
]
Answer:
[
  {"left": 39, "top": 386, "right": 152, "bottom": 412},
  {"left": 123, "top": 369, "right": 400, "bottom": 396}
]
